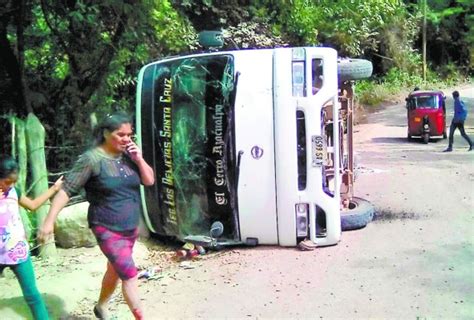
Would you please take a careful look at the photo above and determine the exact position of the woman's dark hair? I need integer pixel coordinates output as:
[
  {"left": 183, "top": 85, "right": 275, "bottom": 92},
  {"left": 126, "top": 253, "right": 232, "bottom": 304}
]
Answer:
[
  {"left": 452, "top": 90, "right": 459, "bottom": 98},
  {"left": 0, "top": 155, "right": 19, "bottom": 179},
  {"left": 93, "top": 112, "right": 132, "bottom": 146}
]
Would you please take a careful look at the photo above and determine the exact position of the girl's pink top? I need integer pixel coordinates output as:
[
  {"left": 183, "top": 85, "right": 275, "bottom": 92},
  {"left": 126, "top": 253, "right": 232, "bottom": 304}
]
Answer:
[{"left": 0, "top": 187, "right": 29, "bottom": 265}]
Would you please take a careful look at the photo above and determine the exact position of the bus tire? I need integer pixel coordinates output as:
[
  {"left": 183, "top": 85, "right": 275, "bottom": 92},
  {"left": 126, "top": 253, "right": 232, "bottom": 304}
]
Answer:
[
  {"left": 341, "top": 197, "right": 375, "bottom": 231},
  {"left": 338, "top": 59, "right": 373, "bottom": 83}
]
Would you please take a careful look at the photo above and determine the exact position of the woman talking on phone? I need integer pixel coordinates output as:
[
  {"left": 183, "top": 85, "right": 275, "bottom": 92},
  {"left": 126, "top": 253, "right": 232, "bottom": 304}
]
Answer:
[{"left": 39, "top": 112, "right": 154, "bottom": 319}]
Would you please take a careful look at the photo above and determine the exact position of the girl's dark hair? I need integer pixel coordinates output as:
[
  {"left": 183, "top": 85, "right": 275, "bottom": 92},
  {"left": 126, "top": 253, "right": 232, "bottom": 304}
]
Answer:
[
  {"left": 0, "top": 155, "right": 19, "bottom": 179},
  {"left": 93, "top": 112, "right": 132, "bottom": 146}
]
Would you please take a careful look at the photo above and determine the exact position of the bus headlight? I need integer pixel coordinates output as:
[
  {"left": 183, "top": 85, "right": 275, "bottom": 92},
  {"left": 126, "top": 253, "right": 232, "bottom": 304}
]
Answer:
[
  {"left": 292, "top": 48, "right": 306, "bottom": 97},
  {"left": 295, "top": 203, "right": 308, "bottom": 237}
]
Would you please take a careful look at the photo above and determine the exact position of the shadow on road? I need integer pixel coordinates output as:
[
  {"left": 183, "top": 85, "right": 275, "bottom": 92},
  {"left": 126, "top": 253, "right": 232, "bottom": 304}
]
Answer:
[
  {"left": 372, "top": 208, "right": 420, "bottom": 222},
  {"left": 371, "top": 137, "right": 409, "bottom": 144},
  {"left": 0, "top": 293, "right": 67, "bottom": 320},
  {"left": 372, "top": 137, "right": 445, "bottom": 144}
]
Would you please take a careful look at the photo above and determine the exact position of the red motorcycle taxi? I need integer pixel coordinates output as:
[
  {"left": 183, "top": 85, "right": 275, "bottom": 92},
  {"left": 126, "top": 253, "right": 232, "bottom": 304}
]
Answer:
[{"left": 405, "top": 90, "right": 447, "bottom": 143}]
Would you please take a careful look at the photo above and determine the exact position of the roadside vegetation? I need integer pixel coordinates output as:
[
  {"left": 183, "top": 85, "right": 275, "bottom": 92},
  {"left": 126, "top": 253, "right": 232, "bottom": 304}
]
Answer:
[
  {"left": 0, "top": 0, "right": 472, "bottom": 231},
  {"left": 356, "top": 66, "right": 472, "bottom": 106}
]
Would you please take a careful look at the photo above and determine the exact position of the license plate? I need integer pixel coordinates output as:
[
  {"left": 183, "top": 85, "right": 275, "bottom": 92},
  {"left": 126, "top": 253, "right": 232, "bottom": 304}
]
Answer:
[{"left": 312, "top": 135, "right": 325, "bottom": 166}]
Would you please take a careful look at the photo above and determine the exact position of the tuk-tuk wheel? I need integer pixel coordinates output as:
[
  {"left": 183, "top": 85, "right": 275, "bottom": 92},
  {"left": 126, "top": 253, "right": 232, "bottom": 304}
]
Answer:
[
  {"left": 341, "top": 197, "right": 375, "bottom": 231},
  {"left": 422, "top": 133, "right": 429, "bottom": 144},
  {"left": 407, "top": 133, "right": 413, "bottom": 141},
  {"left": 443, "top": 131, "right": 447, "bottom": 139}
]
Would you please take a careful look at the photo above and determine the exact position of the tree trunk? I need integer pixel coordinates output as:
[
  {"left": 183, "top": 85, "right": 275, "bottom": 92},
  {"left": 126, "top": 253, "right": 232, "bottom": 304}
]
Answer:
[
  {"left": 16, "top": 0, "right": 32, "bottom": 115},
  {"left": 25, "top": 113, "right": 57, "bottom": 258},
  {"left": 0, "top": 22, "right": 27, "bottom": 116}
]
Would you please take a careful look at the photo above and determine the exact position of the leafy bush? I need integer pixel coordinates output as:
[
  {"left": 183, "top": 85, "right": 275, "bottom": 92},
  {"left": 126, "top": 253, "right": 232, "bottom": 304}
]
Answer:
[
  {"left": 355, "top": 80, "right": 389, "bottom": 106},
  {"left": 356, "top": 64, "right": 470, "bottom": 107},
  {"left": 223, "top": 21, "right": 288, "bottom": 49},
  {"left": 384, "top": 68, "right": 424, "bottom": 90},
  {"left": 435, "top": 63, "right": 468, "bottom": 86}
]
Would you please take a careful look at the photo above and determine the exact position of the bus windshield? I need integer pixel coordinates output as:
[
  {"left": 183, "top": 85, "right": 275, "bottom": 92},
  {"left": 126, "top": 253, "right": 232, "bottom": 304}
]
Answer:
[{"left": 139, "top": 55, "right": 238, "bottom": 239}]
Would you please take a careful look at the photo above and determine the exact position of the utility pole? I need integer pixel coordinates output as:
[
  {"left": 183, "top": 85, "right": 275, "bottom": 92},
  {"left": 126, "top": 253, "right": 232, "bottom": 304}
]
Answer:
[{"left": 422, "top": 0, "right": 427, "bottom": 83}]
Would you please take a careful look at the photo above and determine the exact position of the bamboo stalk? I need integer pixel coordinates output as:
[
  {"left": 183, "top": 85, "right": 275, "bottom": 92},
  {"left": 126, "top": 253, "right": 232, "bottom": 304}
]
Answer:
[
  {"left": 26, "top": 113, "right": 57, "bottom": 258},
  {"left": 9, "top": 116, "right": 33, "bottom": 241}
]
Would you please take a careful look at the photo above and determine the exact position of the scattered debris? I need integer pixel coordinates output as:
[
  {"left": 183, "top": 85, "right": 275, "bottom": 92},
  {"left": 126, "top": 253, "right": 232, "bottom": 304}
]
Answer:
[
  {"left": 174, "top": 243, "right": 206, "bottom": 261},
  {"left": 196, "top": 245, "right": 206, "bottom": 255},
  {"left": 182, "top": 242, "right": 195, "bottom": 250},
  {"left": 138, "top": 266, "right": 162, "bottom": 280}
]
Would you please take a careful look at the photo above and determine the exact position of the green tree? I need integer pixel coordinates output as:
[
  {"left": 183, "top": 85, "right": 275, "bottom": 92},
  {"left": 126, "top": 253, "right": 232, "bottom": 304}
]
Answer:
[
  {"left": 0, "top": 0, "right": 195, "bottom": 254},
  {"left": 0, "top": 0, "right": 194, "bottom": 172},
  {"left": 0, "top": 0, "right": 33, "bottom": 116},
  {"left": 422, "top": 0, "right": 473, "bottom": 74},
  {"left": 248, "top": 1, "right": 413, "bottom": 56},
  {"left": 171, "top": 0, "right": 253, "bottom": 31},
  {"left": 170, "top": 0, "right": 288, "bottom": 49}
]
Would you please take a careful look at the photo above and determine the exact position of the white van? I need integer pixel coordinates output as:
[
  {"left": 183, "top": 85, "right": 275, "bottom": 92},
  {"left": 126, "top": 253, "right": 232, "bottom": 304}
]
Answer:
[{"left": 136, "top": 45, "right": 373, "bottom": 247}]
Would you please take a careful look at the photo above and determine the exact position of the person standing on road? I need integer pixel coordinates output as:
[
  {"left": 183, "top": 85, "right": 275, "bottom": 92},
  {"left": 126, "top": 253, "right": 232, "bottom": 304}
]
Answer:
[
  {"left": 444, "top": 90, "right": 473, "bottom": 152},
  {"left": 0, "top": 155, "right": 64, "bottom": 320},
  {"left": 38, "top": 112, "right": 155, "bottom": 320}
]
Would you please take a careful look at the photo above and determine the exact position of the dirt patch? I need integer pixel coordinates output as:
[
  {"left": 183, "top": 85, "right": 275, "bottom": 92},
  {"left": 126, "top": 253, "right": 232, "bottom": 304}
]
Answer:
[
  {"left": 355, "top": 95, "right": 405, "bottom": 125},
  {"left": 0, "top": 238, "right": 218, "bottom": 319}
]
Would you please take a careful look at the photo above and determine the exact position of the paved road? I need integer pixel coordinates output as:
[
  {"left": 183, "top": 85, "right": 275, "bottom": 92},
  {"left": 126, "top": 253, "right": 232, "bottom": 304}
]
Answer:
[{"left": 135, "top": 85, "right": 474, "bottom": 319}]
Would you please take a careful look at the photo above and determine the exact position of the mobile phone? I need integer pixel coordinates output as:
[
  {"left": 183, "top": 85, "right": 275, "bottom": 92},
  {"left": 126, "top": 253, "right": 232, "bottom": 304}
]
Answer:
[{"left": 125, "top": 143, "right": 133, "bottom": 155}]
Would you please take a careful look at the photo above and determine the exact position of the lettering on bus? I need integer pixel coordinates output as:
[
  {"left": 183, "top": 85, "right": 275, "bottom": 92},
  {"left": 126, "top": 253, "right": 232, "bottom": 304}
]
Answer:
[
  {"left": 160, "top": 78, "right": 172, "bottom": 103},
  {"left": 214, "top": 192, "right": 228, "bottom": 205},
  {"left": 210, "top": 104, "right": 228, "bottom": 205},
  {"left": 158, "top": 77, "right": 177, "bottom": 226},
  {"left": 213, "top": 104, "right": 226, "bottom": 188}
]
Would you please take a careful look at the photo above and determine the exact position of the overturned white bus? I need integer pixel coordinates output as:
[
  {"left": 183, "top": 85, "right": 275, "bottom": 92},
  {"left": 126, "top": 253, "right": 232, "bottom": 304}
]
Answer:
[{"left": 136, "top": 44, "right": 373, "bottom": 248}]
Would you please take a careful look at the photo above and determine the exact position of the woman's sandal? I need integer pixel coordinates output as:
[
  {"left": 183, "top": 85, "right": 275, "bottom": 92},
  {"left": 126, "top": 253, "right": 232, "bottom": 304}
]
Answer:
[{"left": 93, "top": 305, "right": 105, "bottom": 319}]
